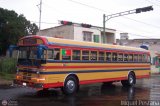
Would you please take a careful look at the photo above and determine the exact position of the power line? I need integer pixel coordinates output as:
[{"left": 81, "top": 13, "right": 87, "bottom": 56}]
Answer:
[
  {"left": 67, "top": 0, "right": 160, "bottom": 29},
  {"left": 145, "top": 0, "right": 160, "bottom": 7},
  {"left": 67, "top": 0, "right": 106, "bottom": 12},
  {"left": 111, "top": 21, "right": 160, "bottom": 35},
  {"left": 31, "top": 21, "right": 58, "bottom": 25},
  {"left": 122, "top": 16, "right": 160, "bottom": 29},
  {"left": 116, "top": 29, "right": 154, "bottom": 39}
]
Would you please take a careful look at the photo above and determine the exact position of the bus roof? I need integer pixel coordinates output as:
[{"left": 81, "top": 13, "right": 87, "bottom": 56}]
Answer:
[{"left": 20, "top": 35, "right": 149, "bottom": 53}]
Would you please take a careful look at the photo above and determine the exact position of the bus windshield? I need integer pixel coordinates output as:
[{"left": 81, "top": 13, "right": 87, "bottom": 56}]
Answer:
[
  {"left": 19, "top": 47, "right": 37, "bottom": 59},
  {"left": 17, "top": 46, "right": 46, "bottom": 66}
]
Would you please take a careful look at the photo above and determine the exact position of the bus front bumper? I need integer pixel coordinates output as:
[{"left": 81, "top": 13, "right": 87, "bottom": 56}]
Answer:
[{"left": 13, "top": 79, "right": 44, "bottom": 90}]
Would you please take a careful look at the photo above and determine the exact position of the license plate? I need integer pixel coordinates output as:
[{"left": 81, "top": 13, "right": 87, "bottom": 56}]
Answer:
[{"left": 22, "top": 82, "right": 27, "bottom": 86}]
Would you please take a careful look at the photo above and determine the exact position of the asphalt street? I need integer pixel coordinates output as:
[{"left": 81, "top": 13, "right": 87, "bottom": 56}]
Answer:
[{"left": 0, "top": 74, "right": 160, "bottom": 106}]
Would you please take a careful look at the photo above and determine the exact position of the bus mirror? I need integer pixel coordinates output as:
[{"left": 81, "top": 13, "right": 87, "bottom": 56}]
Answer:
[{"left": 37, "top": 45, "right": 48, "bottom": 59}]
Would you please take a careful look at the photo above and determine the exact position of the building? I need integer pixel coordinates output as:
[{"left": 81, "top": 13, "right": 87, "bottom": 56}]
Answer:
[
  {"left": 117, "top": 37, "right": 160, "bottom": 73},
  {"left": 37, "top": 23, "right": 116, "bottom": 44}
]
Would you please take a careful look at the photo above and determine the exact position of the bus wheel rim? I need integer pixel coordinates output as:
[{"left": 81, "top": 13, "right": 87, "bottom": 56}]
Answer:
[
  {"left": 66, "top": 80, "right": 75, "bottom": 91},
  {"left": 129, "top": 75, "right": 134, "bottom": 84}
]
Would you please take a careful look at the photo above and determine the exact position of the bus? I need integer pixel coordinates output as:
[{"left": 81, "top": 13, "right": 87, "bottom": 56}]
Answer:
[{"left": 10, "top": 35, "right": 151, "bottom": 95}]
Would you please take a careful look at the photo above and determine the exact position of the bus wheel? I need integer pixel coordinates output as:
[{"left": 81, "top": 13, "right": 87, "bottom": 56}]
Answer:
[
  {"left": 121, "top": 72, "right": 136, "bottom": 87},
  {"left": 62, "top": 76, "right": 79, "bottom": 95}
]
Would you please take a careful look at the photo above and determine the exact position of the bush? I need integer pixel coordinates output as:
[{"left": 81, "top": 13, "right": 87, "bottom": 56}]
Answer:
[{"left": 0, "top": 57, "right": 17, "bottom": 73}]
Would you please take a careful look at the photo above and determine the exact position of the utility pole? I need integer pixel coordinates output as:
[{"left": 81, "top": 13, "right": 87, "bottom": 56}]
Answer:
[
  {"left": 103, "top": 6, "right": 153, "bottom": 44},
  {"left": 38, "top": 0, "right": 42, "bottom": 31},
  {"left": 103, "top": 14, "right": 106, "bottom": 43}
]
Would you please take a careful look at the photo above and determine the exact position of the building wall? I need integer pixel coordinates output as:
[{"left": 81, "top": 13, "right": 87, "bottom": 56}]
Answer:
[
  {"left": 106, "top": 33, "right": 115, "bottom": 44},
  {"left": 37, "top": 25, "right": 116, "bottom": 44},
  {"left": 37, "top": 25, "right": 74, "bottom": 40},
  {"left": 74, "top": 26, "right": 101, "bottom": 42}
]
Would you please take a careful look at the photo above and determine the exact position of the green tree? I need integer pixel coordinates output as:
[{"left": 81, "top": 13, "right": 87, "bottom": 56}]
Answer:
[{"left": 0, "top": 8, "right": 38, "bottom": 55}]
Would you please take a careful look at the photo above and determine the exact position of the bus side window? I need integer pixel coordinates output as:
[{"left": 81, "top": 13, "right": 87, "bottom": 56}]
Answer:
[
  {"left": 82, "top": 50, "right": 89, "bottom": 60},
  {"left": 62, "top": 49, "right": 71, "bottom": 60},
  {"left": 72, "top": 50, "right": 80, "bottom": 60},
  {"left": 90, "top": 51, "right": 97, "bottom": 61},
  {"left": 106, "top": 52, "right": 111, "bottom": 62},
  {"left": 118, "top": 53, "right": 123, "bottom": 61},
  {"left": 48, "top": 49, "right": 54, "bottom": 59},
  {"left": 129, "top": 54, "right": 133, "bottom": 62},
  {"left": 99, "top": 52, "right": 105, "bottom": 61},
  {"left": 124, "top": 54, "right": 128, "bottom": 62},
  {"left": 134, "top": 54, "right": 138, "bottom": 62},
  {"left": 147, "top": 55, "right": 151, "bottom": 62},
  {"left": 112, "top": 53, "right": 117, "bottom": 61},
  {"left": 41, "top": 50, "right": 47, "bottom": 59},
  {"left": 139, "top": 54, "right": 142, "bottom": 62},
  {"left": 54, "top": 48, "right": 60, "bottom": 60},
  {"left": 143, "top": 54, "right": 147, "bottom": 62}
]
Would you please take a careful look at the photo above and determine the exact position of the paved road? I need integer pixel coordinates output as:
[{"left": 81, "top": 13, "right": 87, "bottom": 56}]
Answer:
[{"left": 0, "top": 75, "right": 160, "bottom": 106}]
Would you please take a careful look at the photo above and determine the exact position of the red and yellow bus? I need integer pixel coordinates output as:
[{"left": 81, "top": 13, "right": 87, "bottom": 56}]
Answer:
[{"left": 11, "top": 35, "right": 151, "bottom": 95}]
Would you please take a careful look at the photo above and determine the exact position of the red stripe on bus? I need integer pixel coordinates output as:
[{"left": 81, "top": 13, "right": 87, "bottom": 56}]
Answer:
[
  {"left": 136, "top": 74, "right": 150, "bottom": 79},
  {"left": 79, "top": 77, "right": 127, "bottom": 85},
  {"left": 42, "top": 74, "right": 149, "bottom": 88},
  {"left": 43, "top": 82, "right": 63, "bottom": 88}
]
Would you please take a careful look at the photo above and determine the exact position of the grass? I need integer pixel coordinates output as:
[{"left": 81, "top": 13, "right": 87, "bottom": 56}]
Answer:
[
  {"left": 0, "top": 72, "right": 15, "bottom": 80},
  {"left": 0, "top": 57, "right": 16, "bottom": 81}
]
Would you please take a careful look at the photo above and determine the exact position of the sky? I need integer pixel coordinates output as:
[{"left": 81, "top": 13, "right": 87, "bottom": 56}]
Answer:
[{"left": 0, "top": 0, "right": 160, "bottom": 39}]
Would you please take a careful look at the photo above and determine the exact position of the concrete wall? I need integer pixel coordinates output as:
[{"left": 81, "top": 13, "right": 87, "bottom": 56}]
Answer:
[
  {"left": 37, "top": 25, "right": 74, "bottom": 40},
  {"left": 106, "top": 33, "right": 115, "bottom": 44},
  {"left": 37, "top": 25, "right": 116, "bottom": 44},
  {"left": 74, "top": 26, "right": 101, "bottom": 42}
]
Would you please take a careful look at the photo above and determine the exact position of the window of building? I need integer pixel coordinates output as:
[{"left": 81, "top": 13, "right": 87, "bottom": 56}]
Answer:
[
  {"left": 99, "top": 52, "right": 105, "bottom": 61},
  {"left": 124, "top": 54, "right": 128, "bottom": 62},
  {"left": 82, "top": 50, "right": 89, "bottom": 60},
  {"left": 93, "top": 35, "right": 99, "bottom": 43},
  {"left": 83, "top": 31, "right": 92, "bottom": 42},
  {"left": 118, "top": 53, "right": 123, "bottom": 61},
  {"left": 62, "top": 49, "right": 71, "bottom": 60},
  {"left": 54, "top": 48, "right": 60, "bottom": 60},
  {"left": 112, "top": 53, "right": 117, "bottom": 61},
  {"left": 106, "top": 52, "right": 111, "bottom": 62},
  {"left": 72, "top": 50, "right": 80, "bottom": 60},
  {"left": 90, "top": 51, "right": 97, "bottom": 61}
]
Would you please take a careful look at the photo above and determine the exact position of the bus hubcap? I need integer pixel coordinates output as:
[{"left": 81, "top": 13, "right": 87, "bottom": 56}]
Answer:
[
  {"left": 66, "top": 80, "right": 75, "bottom": 91},
  {"left": 129, "top": 76, "right": 133, "bottom": 84}
]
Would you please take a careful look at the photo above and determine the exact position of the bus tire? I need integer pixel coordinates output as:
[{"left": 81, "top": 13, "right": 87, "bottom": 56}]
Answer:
[
  {"left": 121, "top": 72, "right": 136, "bottom": 87},
  {"left": 62, "top": 76, "right": 79, "bottom": 95}
]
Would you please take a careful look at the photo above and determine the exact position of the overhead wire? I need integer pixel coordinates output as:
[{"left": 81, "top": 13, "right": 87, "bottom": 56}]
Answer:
[
  {"left": 66, "top": 0, "right": 160, "bottom": 38},
  {"left": 67, "top": 0, "right": 160, "bottom": 29}
]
